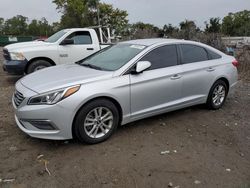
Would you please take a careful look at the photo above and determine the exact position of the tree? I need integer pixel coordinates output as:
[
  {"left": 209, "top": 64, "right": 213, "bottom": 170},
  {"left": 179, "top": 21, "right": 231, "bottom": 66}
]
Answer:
[
  {"left": 53, "top": 0, "right": 99, "bottom": 28},
  {"left": 0, "top": 17, "right": 4, "bottom": 34},
  {"left": 163, "top": 24, "right": 179, "bottom": 36},
  {"left": 53, "top": 0, "right": 128, "bottom": 36},
  {"left": 3, "top": 15, "right": 28, "bottom": 35},
  {"left": 205, "top": 17, "right": 221, "bottom": 33},
  {"left": 51, "top": 22, "right": 61, "bottom": 32},
  {"left": 98, "top": 3, "right": 128, "bottom": 36},
  {"left": 127, "top": 22, "right": 161, "bottom": 39},
  {"left": 179, "top": 20, "right": 199, "bottom": 40},
  {"left": 28, "top": 19, "right": 40, "bottom": 36},
  {"left": 28, "top": 18, "right": 53, "bottom": 36},
  {"left": 179, "top": 20, "right": 197, "bottom": 31},
  {"left": 222, "top": 10, "right": 250, "bottom": 36}
]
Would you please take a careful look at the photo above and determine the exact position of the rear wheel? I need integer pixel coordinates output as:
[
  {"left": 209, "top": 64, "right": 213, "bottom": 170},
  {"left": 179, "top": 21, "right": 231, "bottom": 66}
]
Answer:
[
  {"left": 27, "top": 59, "right": 52, "bottom": 74},
  {"left": 73, "top": 99, "right": 119, "bottom": 144},
  {"left": 207, "top": 80, "right": 228, "bottom": 110}
]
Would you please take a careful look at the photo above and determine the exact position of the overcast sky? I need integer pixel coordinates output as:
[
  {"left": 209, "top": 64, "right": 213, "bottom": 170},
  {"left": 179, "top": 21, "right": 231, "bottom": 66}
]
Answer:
[{"left": 0, "top": 0, "right": 249, "bottom": 28}]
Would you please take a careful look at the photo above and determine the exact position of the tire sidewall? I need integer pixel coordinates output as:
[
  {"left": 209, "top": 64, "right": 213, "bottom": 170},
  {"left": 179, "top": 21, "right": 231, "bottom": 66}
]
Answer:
[
  {"left": 27, "top": 59, "right": 52, "bottom": 74},
  {"left": 74, "top": 99, "right": 119, "bottom": 144},
  {"left": 207, "top": 80, "right": 228, "bottom": 109}
]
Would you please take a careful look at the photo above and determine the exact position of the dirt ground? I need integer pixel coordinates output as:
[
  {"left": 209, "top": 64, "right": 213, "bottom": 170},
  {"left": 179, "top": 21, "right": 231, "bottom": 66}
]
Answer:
[{"left": 0, "top": 47, "right": 249, "bottom": 188}]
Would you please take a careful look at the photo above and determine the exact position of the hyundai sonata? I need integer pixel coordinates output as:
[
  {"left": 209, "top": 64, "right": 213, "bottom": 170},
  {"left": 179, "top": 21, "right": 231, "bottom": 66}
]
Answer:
[{"left": 13, "top": 39, "right": 238, "bottom": 144}]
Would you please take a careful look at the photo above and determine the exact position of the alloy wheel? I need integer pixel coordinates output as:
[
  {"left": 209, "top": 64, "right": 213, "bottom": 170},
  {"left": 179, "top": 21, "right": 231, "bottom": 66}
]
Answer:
[
  {"left": 212, "top": 85, "right": 226, "bottom": 106},
  {"left": 84, "top": 107, "right": 114, "bottom": 138}
]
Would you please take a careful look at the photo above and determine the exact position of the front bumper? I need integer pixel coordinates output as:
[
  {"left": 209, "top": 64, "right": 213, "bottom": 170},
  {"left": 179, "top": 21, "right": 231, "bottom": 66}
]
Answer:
[
  {"left": 13, "top": 81, "right": 75, "bottom": 140},
  {"left": 2, "top": 59, "right": 27, "bottom": 75}
]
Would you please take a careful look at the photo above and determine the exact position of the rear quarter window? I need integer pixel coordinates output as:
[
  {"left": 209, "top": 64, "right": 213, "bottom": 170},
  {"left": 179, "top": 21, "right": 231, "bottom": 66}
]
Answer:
[
  {"left": 207, "top": 49, "right": 222, "bottom": 60},
  {"left": 180, "top": 44, "right": 209, "bottom": 64}
]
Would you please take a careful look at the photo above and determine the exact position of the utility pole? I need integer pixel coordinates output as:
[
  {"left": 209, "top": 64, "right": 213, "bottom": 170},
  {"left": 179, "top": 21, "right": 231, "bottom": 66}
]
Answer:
[
  {"left": 96, "top": 0, "right": 101, "bottom": 26},
  {"left": 96, "top": 0, "right": 103, "bottom": 43}
]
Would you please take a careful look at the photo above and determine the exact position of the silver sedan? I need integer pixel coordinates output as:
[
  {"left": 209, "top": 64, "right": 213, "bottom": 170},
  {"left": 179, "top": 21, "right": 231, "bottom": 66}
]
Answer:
[{"left": 13, "top": 39, "right": 238, "bottom": 144}]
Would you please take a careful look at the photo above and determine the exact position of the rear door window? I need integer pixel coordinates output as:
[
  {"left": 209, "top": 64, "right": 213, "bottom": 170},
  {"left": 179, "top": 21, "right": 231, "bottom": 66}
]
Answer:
[
  {"left": 140, "top": 45, "right": 178, "bottom": 70},
  {"left": 180, "top": 44, "right": 208, "bottom": 64}
]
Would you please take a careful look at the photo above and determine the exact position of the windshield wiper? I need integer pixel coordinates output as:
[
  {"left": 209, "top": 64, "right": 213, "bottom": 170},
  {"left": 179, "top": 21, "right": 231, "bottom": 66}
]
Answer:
[{"left": 80, "top": 63, "right": 103, "bottom": 70}]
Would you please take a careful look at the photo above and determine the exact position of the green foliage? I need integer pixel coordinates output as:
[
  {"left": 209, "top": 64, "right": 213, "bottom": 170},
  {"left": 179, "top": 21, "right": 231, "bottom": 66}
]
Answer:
[
  {"left": 98, "top": 3, "right": 128, "bottom": 35},
  {"left": 3, "top": 15, "right": 28, "bottom": 35},
  {"left": 163, "top": 24, "right": 179, "bottom": 36},
  {"left": 53, "top": 0, "right": 128, "bottom": 35},
  {"left": 131, "top": 22, "right": 159, "bottom": 31},
  {"left": 205, "top": 17, "right": 221, "bottom": 33},
  {"left": 0, "top": 16, "right": 58, "bottom": 36},
  {"left": 124, "top": 22, "right": 161, "bottom": 39},
  {"left": 0, "top": 17, "right": 4, "bottom": 34},
  {"left": 53, "top": 0, "right": 96, "bottom": 28},
  {"left": 222, "top": 10, "right": 250, "bottom": 36},
  {"left": 28, "top": 18, "right": 54, "bottom": 36},
  {"left": 1, "top": 8, "right": 250, "bottom": 40},
  {"left": 178, "top": 20, "right": 199, "bottom": 40}
]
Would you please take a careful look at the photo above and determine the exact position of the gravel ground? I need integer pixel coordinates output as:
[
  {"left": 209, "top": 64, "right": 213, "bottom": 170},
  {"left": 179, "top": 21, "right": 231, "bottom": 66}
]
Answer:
[{"left": 0, "top": 47, "right": 249, "bottom": 188}]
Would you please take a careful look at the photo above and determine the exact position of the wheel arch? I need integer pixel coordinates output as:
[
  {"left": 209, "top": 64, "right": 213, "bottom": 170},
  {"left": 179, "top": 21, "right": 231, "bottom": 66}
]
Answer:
[
  {"left": 25, "top": 57, "right": 56, "bottom": 73},
  {"left": 207, "top": 76, "right": 230, "bottom": 101},
  {"left": 72, "top": 96, "right": 123, "bottom": 139},
  {"left": 206, "top": 77, "right": 230, "bottom": 109},
  {"left": 214, "top": 77, "right": 230, "bottom": 91}
]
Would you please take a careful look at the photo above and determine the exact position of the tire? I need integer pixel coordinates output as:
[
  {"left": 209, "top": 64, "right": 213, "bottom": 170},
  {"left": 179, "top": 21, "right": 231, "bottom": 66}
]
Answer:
[
  {"left": 27, "top": 59, "right": 52, "bottom": 74},
  {"left": 206, "top": 80, "right": 228, "bottom": 110},
  {"left": 73, "top": 99, "right": 119, "bottom": 144}
]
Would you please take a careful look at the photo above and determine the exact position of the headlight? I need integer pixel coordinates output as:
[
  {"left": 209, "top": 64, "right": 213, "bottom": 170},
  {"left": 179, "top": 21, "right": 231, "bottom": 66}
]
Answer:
[
  {"left": 28, "top": 85, "right": 80, "bottom": 105},
  {"left": 10, "top": 52, "right": 26, "bottom": 61}
]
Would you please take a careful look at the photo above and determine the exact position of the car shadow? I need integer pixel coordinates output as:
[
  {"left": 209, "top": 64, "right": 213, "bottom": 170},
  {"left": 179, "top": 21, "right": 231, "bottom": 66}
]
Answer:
[
  {"left": 5, "top": 75, "right": 22, "bottom": 85},
  {"left": 118, "top": 104, "right": 207, "bottom": 131},
  {"left": 23, "top": 104, "right": 208, "bottom": 148}
]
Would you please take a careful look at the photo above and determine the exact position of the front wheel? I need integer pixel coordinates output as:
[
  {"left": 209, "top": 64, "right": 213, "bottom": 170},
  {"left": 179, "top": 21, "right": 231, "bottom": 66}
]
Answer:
[
  {"left": 206, "top": 80, "right": 228, "bottom": 110},
  {"left": 27, "top": 59, "right": 52, "bottom": 74},
  {"left": 73, "top": 99, "right": 119, "bottom": 144}
]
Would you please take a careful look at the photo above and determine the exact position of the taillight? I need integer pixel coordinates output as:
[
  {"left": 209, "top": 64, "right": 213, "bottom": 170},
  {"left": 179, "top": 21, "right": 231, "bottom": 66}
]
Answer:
[{"left": 232, "top": 60, "right": 239, "bottom": 67}]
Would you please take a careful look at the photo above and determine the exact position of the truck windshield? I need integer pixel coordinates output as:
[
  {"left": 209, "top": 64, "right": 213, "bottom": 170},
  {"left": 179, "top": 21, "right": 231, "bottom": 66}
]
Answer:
[
  {"left": 45, "top": 30, "right": 67, "bottom": 43},
  {"left": 79, "top": 43, "right": 146, "bottom": 71}
]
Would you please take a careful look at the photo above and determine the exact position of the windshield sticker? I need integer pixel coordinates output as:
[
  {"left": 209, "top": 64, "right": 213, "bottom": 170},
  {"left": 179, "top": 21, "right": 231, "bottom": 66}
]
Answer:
[{"left": 130, "top": 45, "right": 146, "bottom": 50}]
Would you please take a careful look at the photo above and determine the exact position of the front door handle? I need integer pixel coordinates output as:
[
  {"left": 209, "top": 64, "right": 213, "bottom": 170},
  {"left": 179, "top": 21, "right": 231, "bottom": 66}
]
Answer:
[
  {"left": 171, "top": 74, "right": 182, "bottom": 80},
  {"left": 87, "top": 48, "right": 94, "bottom": 51},
  {"left": 206, "top": 67, "right": 215, "bottom": 72}
]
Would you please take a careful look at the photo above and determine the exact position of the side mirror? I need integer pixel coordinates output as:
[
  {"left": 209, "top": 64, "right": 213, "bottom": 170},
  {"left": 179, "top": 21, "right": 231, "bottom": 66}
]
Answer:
[
  {"left": 60, "top": 39, "right": 74, "bottom": 45},
  {"left": 135, "top": 61, "right": 151, "bottom": 73}
]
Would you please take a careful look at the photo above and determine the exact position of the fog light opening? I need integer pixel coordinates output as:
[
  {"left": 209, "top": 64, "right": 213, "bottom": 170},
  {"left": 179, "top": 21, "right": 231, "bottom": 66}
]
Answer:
[{"left": 21, "top": 120, "right": 57, "bottom": 130}]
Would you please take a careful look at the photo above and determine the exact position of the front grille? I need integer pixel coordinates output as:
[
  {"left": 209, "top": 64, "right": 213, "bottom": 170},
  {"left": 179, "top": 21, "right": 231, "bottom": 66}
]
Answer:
[
  {"left": 3, "top": 48, "right": 11, "bottom": 60},
  {"left": 14, "top": 90, "right": 25, "bottom": 107}
]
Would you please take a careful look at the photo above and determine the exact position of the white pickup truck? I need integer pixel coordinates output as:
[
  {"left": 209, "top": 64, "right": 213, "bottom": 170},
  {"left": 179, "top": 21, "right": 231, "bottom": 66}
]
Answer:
[{"left": 2, "top": 28, "right": 111, "bottom": 74}]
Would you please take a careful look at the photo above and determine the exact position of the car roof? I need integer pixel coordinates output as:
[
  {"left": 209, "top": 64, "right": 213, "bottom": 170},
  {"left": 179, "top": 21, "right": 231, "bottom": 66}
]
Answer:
[
  {"left": 121, "top": 38, "right": 225, "bottom": 56},
  {"left": 121, "top": 38, "right": 185, "bottom": 46},
  {"left": 121, "top": 38, "right": 216, "bottom": 47},
  {"left": 63, "top": 28, "right": 95, "bottom": 32}
]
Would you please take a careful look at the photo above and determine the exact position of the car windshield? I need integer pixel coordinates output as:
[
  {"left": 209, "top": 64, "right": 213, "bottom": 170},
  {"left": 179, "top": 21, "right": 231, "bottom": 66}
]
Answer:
[
  {"left": 78, "top": 43, "right": 146, "bottom": 71},
  {"left": 45, "top": 30, "right": 67, "bottom": 43}
]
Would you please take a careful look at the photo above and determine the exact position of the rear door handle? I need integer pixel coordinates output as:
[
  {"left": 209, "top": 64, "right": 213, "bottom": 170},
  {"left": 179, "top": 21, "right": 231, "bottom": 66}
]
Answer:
[
  {"left": 87, "top": 48, "right": 94, "bottom": 51},
  {"left": 206, "top": 67, "right": 215, "bottom": 72},
  {"left": 171, "top": 74, "right": 182, "bottom": 80}
]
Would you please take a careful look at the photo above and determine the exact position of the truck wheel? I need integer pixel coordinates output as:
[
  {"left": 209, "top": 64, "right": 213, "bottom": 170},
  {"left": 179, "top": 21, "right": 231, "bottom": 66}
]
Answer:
[{"left": 27, "top": 59, "right": 52, "bottom": 74}]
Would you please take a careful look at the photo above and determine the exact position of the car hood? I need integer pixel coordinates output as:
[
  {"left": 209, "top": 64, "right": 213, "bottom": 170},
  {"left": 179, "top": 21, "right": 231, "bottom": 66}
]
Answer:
[
  {"left": 19, "top": 64, "right": 114, "bottom": 93},
  {"left": 5, "top": 41, "right": 51, "bottom": 52}
]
